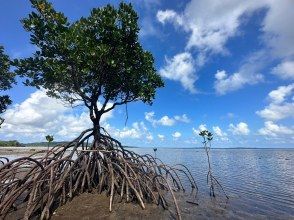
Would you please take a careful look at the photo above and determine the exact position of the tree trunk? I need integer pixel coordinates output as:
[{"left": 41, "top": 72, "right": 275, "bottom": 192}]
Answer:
[
  {"left": 93, "top": 122, "right": 100, "bottom": 141},
  {"left": 89, "top": 101, "right": 102, "bottom": 143}
]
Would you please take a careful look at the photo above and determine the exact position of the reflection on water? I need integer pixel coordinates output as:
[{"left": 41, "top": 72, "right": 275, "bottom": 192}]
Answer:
[
  {"left": 132, "top": 148, "right": 294, "bottom": 219},
  {"left": 2, "top": 148, "right": 294, "bottom": 219}
]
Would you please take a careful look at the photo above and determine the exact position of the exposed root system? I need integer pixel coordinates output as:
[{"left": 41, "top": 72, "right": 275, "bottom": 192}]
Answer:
[{"left": 0, "top": 129, "right": 197, "bottom": 220}]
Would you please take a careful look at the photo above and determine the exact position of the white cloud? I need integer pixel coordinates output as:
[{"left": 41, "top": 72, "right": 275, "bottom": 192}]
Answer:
[
  {"left": 256, "top": 103, "right": 294, "bottom": 121},
  {"left": 192, "top": 124, "right": 207, "bottom": 135},
  {"left": 134, "top": 0, "right": 161, "bottom": 38},
  {"left": 213, "top": 126, "right": 227, "bottom": 137},
  {"left": 157, "top": 1, "right": 266, "bottom": 55},
  {"left": 214, "top": 51, "right": 265, "bottom": 95},
  {"left": 256, "top": 84, "right": 294, "bottom": 121},
  {"left": 145, "top": 111, "right": 190, "bottom": 126},
  {"left": 158, "top": 0, "right": 294, "bottom": 94},
  {"left": 157, "top": 10, "right": 181, "bottom": 25},
  {"left": 108, "top": 121, "right": 152, "bottom": 140},
  {"left": 157, "top": 1, "right": 267, "bottom": 94},
  {"left": 157, "top": 134, "right": 165, "bottom": 141},
  {"left": 158, "top": 0, "right": 294, "bottom": 58},
  {"left": 146, "top": 133, "right": 154, "bottom": 141},
  {"left": 193, "top": 124, "right": 229, "bottom": 141},
  {"left": 258, "top": 121, "right": 294, "bottom": 137},
  {"left": 115, "top": 126, "right": 141, "bottom": 139},
  {"left": 145, "top": 111, "right": 156, "bottom": 124},
  {"left": 159, "top": 52, "right": 197, "bottom": 93},
  {"left": 268, "top": 84, "right": 294, "bottom": 104},
  {"left": 271, "top": 61, "right": 294, "bottom": 80},
  {"left": 158, "top": 115, "right": 175, "bottom": 126},
  {"left": 261, "top": 0, "right": 294, "bottom": 59},
  {"left": 229, "top": 122, "right": 250, "bottom": 135},
  {"left": 213, "top": 126, "right": 229, "bottom": 141},
  {"left": 172, "top": 131, "right": 181, "bottom": 139},
  {"left": 214, "top": 69, "right": 264, "bottom": 95},
  {"left": 174, "top": 114, "right": 190, "bottom": 123},
  {"left": 145, "top": 112, "right": 175, "bottom": 126},
  {"left": 0, "top": 90, "right": 113, "bottom": 142}
]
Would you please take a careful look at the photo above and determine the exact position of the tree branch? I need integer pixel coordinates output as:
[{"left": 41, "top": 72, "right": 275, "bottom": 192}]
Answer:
[{"left": 103, "top": 94, "right": 137, "bottom": 114}]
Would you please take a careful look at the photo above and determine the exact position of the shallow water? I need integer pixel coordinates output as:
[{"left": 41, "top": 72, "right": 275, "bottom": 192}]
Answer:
[
  {"left": 132, "top": 148, "right": 294, "bottom": 219},
  {"left": 1, "top": 148, "right": 294, "bottom": 219}
]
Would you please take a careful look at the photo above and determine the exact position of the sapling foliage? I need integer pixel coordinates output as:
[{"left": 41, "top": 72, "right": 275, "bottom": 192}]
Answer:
[{"left": 45, "top": 134, "right": 54, "bottom": 149}]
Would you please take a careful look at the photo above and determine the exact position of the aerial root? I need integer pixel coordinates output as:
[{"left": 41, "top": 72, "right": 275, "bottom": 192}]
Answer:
[{"left": 0, "top": 128, "right": 197, "bottom": 219}]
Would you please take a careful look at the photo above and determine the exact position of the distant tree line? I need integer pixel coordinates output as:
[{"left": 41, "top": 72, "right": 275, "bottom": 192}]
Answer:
[{"left": 0, "top": 140, "right": 22, "bottom": 147}]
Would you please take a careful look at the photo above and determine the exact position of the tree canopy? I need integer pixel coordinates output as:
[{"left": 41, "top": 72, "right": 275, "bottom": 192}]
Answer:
[
  {"left": 0, "top": 45, "right": 15, "bottom": 127},
  {"left": 15, "top": 0, "right": 164, "bottom": 128}
]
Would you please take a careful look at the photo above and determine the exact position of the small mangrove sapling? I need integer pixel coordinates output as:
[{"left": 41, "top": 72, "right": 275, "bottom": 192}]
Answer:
[
  {"left": 153, "top": 147, "right": 157, "bottom": 158},
  {"left": 45, "top": 135, "right": 54, "bottom": 150},
  {"left": 199, "top": 130, "right": 229, "bottom": 199}
]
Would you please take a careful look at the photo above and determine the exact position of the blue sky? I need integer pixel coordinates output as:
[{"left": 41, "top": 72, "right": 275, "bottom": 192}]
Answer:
[{"left": 0, "top": 0, "right": 293, "bottom": 148}]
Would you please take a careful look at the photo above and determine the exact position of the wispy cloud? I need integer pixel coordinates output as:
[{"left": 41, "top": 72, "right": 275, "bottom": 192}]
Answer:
[{"left": 145, "top": 111, "right": 190, "bottom": 126}]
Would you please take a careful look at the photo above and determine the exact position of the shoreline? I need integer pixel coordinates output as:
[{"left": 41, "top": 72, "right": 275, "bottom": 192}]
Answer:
[{"left": 0, "top": 146, "right": 51, "bottom": 155}]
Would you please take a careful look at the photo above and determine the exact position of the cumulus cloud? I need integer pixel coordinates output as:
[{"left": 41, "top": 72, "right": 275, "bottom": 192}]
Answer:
[
  {"left": 174, "top": 114, "right": 190, "bottom": 123},
  {"left": 159, "top": 52, "right": 197, "bottom": 93},
  {"left": 229, "top": 122, "right": 250, "bottom": 135},
  {"left": 261, "top": 0, "right": 294, "bottom": 59},
  {"left": 192, "top": 124, "right": 207, "bottom": 135},
  {"left": 258, "top": 121, "right": 294, "bottom": 137},
  {"left": 158, "top": 116, "right": 175, "bottom": 126},
  {"left": 212, "top": 126, "right": 227, "bottom": 138},
  {"left": 214, "top": 51, "right": 265, "bottom": 95},
  {"left": 158, "top": 0, "right": 294, "bottom": 94},
  {"left": 157, "top": 1, "right": 267, "bottom": 54},
  {"left": 145, "top": 112, "right": 175, "bottom": 126},
  {"left": 107, "top": 121, "right": 153, "bottom": 141},
  {"left": 256, "top": 84, "right": 294, "bottom": 121},
  {"left": 268, "top": 84, "right": 294, "bottom": 104},
  {"left": 158, "top": 0, "right": 294, "bottom": 58},
  {"left": 146, "top": 133, "right": 154, "bottom": 141},
  {"left": 157, "top": 0, "right": 266, "bottom": 92},
  {"left": 271, "top": 61, "right": 294, "bottom": 80},
  {"left": 0, "top": 90, "right": 113, "bottom": 142},
  {"left": 257, "top": 103, "right": 294, "bottom": 121},
  {"left": 193, "top": 124, "right": 229, "bottom": 141},
  {"left": 157, "top": 10, "right": 181, "bottom": 25},
  {"left": 172, "top": 131, "right": 181, "bottom": 139},
  {"left": 145, "top": 111, "right": 190, "bottom": 126},
  {"left": 157, "top": 134, "right": 165, "bottom": 141}
]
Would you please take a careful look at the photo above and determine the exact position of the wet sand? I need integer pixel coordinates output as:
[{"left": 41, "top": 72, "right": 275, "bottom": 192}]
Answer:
[
  {"left": 52, "top": 193, "right": 172, "bottom": 220},
  {"left": 51, "top": 192, "right": 235, "bottom": 220},
  {"left": 3, "top": 191, "right": 288, "bottom": 220},
  {"left": 0, "top": 147, "right": 48, "bottom": 155}
]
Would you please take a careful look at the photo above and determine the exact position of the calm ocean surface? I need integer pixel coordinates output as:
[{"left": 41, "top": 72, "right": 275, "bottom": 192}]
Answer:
[
  {"left": 132, "top": 148, "right": 294, "bottom": 219},
  {"left": 3, "top": 148, "right": 294, "bottom": 219}
]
